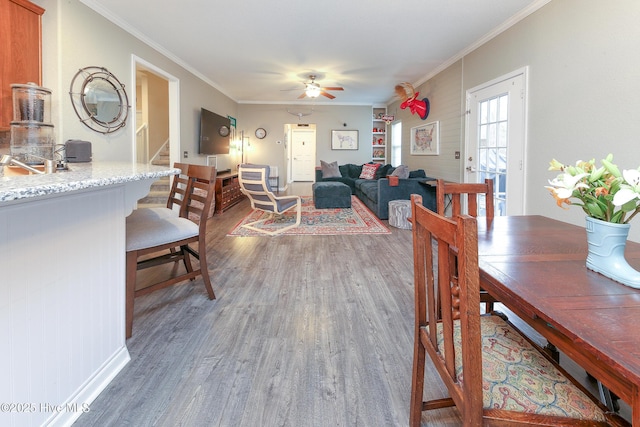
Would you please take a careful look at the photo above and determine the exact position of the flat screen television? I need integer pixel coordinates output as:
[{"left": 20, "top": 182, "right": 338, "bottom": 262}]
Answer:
[{"left": 199, "top": 108, "right": 230, "bottom": 155}]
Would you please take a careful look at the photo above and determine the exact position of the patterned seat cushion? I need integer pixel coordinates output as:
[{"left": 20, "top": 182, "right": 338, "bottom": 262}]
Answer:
[{"left": 436, "top": 315, "right": 606, "bottom": 421}]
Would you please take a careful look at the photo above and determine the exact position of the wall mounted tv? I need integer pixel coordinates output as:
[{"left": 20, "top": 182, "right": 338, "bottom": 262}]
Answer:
[{"left": 199, "top": 108, "right": 230, "bottom": 155}]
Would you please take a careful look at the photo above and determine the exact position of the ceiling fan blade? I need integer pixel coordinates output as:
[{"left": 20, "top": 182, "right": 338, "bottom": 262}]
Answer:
[
  {"left": 297, "top": 92, "right": 307, "bottom": 99},
  {"left": 322, "top": 87, "right": 344, "bottom": 91},
  {"left": 320, "top": 91, "right": 335, "bottom": 99}
]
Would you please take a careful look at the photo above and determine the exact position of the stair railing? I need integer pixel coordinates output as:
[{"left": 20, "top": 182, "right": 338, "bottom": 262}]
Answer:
[{"left": 149, "top": 138, "right": 170, "bottom": 165}]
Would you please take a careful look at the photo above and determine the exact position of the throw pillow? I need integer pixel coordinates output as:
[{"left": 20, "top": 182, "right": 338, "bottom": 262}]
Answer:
[
  {"left": 391, "top": 165, "right": 410, "bottom": 179},
  {"left": 376, "top": 164, "right": 393, "bottom": 179},
  {"left": 409, "top": 169, "right": 427, "bottom": 179},
  {"left": 359, "top": 163, "right": 381, "bottom": 180},
  {"left": 320, "top": 160, "right": 342, "bottom": 178},
  {"left": 348, "top": 163, "right": 363, "bottom": 178}
]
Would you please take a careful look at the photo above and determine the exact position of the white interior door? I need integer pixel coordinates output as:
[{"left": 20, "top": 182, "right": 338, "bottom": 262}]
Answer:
[
  {"left": 291, "top": 125, "right": 316, "bottom": 181},
  {"left": 465, "top": 68, "right": 527, "bottom": 216}
]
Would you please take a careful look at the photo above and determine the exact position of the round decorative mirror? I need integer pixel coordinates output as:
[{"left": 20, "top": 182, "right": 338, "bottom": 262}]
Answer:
[{"left": 69, "top": 66, "right": 130, "bottom": 134}]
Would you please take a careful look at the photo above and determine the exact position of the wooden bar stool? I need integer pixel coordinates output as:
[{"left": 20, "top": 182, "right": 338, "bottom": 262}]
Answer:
[{"left": 125, "top": 164, "right": 217, "bottom": 338}]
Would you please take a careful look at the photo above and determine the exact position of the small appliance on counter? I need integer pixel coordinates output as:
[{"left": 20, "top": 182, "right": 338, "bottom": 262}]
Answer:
[
  {"left": 64, "top": 139, "right": 92, "bottom": 163},
  {"left": 10, "top": 82, "right": 55, "bottom": 165}
]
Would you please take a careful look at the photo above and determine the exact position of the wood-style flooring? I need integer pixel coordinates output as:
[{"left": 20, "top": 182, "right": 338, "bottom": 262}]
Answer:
[{"left": 72, "top": 182, "right": 623, "bottom": 427}]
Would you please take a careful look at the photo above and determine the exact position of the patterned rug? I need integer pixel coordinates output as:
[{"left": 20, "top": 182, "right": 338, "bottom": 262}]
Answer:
[{"left": 227, "top": 196, "right": 391, "bottom": 236}]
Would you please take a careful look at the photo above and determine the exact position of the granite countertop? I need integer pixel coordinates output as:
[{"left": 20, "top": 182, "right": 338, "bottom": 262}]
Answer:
[{"left": 0, "top": 162, "right": 179, "bottom": 203}]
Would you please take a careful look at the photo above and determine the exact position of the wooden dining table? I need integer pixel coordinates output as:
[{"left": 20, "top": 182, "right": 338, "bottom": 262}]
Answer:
[{"left": 477, "top": 215, "right": 640, "bottom": 425}]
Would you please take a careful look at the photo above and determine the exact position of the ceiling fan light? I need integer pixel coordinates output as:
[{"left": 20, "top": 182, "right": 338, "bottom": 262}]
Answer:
[{"left": 305, "top": 85, "right": 321, "bottom": 98}]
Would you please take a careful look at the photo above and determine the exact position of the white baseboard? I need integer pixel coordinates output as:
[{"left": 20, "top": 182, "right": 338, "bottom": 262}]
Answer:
[{"left": 45, "top": 346, "right": 131, "bottom": 427}]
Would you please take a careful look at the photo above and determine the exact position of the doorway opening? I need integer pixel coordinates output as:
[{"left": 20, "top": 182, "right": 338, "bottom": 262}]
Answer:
[
  {"left": 132, "top": 56, "right": 180, "bottom": 167},
  {"left": 132, "top": 56, "right": 180, "bottom": 207}
]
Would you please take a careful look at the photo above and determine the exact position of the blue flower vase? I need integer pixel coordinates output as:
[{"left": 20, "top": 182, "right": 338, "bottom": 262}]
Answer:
[{"left": 585, "top": 216, "right": 640, "bottom": 288}]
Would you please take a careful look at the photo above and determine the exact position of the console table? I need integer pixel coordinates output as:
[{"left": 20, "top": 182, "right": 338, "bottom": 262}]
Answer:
[{"left": 215, "top": 171, "right": 245, "bottom": 214}]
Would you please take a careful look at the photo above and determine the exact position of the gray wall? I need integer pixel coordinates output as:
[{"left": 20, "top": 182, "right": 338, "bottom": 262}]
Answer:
[
  {"left": 36, "top": 0, "right": 237, "bottom": 164},
  {"left": 389, "top": 0, "right": 640, "bottom": 242},
  {"left": 36, "top": 0, "right": 374, "bottom": 176},
  {"left": 35, "top": 0, "right": 640, "bottom": 241},
  {"left": 238, "top": 103, "right": 374, "bottom": 184},
  {"left": 388, "top": 60, "right": 464, "bottom": 182}
]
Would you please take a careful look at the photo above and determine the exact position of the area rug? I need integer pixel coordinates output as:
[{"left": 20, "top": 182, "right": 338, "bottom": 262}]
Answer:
[{"left": 227, "top": 196, "right": 391, "bottom": 236}]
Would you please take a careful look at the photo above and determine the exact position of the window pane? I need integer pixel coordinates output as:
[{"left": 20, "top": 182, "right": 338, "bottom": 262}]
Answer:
[
  {"left": 479, "top": 148, "right": 487, "bottom": 171},
  {"left": 489, "top": 98, "right": 498, "bottom": 122},
  {"left": 487, "top": 123, "right": 497, "bottom": 147},
  {"left": 498, "top": 148, "right": 507, "bottom": 172},
  {"left": 499, "top": 95, "right": 508, "bottom": 121},
  {"left": 498, "top": 122, "right": 508, "bottom": 147},
  {"left": 479, "top": 124, "right": 487, "bottom": 147},
  {"left": 480, "top": 101, "right": 488, "bottom": 125}
]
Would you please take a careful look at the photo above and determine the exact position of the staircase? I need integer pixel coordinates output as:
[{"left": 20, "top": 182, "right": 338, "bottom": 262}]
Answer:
[{"left": 137, "top": 143, "right": 170, "bottom": 208}]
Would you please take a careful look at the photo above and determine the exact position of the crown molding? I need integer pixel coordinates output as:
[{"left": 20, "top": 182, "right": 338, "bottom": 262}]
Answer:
[
  {"left": 79, "top": 0, "right": 237, "bottom": 102},
  {"left": 396, "top": 0, "right": 552, "bottom": 105}
]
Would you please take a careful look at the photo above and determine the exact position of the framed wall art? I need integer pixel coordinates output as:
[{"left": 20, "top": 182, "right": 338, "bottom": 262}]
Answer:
[
  {"left": 331, "top": 130, "right": 359, "bottom": 150},
  {"left": 410, "top": 121, "right": 439, "bottom": 155}
]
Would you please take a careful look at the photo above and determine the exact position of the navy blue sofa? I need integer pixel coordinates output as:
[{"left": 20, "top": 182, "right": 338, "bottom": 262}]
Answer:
[{"left": 315, "top": 163, "right": 437, "bottom": 220}]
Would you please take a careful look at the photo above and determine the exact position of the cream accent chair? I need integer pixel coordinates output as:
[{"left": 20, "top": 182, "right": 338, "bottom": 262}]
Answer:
[{"left": 237, "top": 164, "right": 301, "bottom": 236}]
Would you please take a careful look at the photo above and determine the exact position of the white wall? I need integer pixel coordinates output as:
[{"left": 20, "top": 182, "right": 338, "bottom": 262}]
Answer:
[{"left": 389, "top": 0, "right": 640, "bottom": 242}]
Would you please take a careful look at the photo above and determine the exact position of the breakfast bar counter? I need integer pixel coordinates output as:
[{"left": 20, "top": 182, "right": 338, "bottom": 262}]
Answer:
[
  {"left": 0, "top": 162, "right": 178, "bottom": 209},
  {"left": 0, "top": 162, "right": 178, "bottom": 427}
]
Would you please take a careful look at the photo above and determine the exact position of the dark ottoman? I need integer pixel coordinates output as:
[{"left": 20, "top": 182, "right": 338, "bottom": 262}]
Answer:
[{"left": 312, "top": 182, "right": 352, "bottom": 209}]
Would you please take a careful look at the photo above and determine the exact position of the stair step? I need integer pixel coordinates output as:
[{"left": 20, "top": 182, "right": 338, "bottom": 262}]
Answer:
[
  {"left": 150, "top": 176, "right": 170, "bottom": 191},
  {"left": 152, "top": 158, "right": 170, "bottom": 166},
  {"left": 136, "top": 202, "right": 166, "bottom": 209},
  {"left": 140, "top": 189, "right": 168, "bottom": 201}
]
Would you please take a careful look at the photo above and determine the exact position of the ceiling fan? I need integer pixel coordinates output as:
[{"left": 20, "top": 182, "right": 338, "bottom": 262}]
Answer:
[{"left": 298, "top": 75, "right": 343, "bottom": 99}]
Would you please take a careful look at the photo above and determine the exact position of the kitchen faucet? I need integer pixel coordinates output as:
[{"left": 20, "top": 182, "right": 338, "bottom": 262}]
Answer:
[{"left": 0, "top": 154, "right": 55, "bottom": 175}]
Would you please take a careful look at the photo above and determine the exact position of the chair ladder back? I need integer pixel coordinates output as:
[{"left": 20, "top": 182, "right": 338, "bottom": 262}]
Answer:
[
  {"left": 166, "top": 162, "right": 190, "bottom": 210},
  {"left": 182, "top": 165, "right": 217, "bottom": 229},
  {"left": 437, "top": 179, "right": 494, "bottom": 224},
  {"left": 437, "top": 178, "right": 496, "bottom": 313}
]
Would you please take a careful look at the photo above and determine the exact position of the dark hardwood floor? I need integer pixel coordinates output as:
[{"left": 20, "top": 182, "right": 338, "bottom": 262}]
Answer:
[{"left": 72, "top": 182, "right": 626, "bottom": 426}]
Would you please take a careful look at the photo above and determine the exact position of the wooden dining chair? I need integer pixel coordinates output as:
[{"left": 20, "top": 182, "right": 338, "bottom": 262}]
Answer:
[
  {"left": 125, "top": 164, "right": 217, "bottom": 338},
  {"left": 436, "top": 178, "right": 494, "bottom": 221},
  {"left": 409, "top": 194, "right": 625, "bottom": 427},
  {"left": 437, "top": 178, "right": 497, "bottom": 313},
  {"left": 128, "top": 162, "right": 190, "bottom": 222}
]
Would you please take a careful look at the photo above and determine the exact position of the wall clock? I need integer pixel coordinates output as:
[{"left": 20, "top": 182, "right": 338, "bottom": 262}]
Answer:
[
  {"left": 219, "top": 125, "right": 230, "bottom": 137},
  {"left": 255, "top": 127, "right": 267, "bottom": 139}
]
